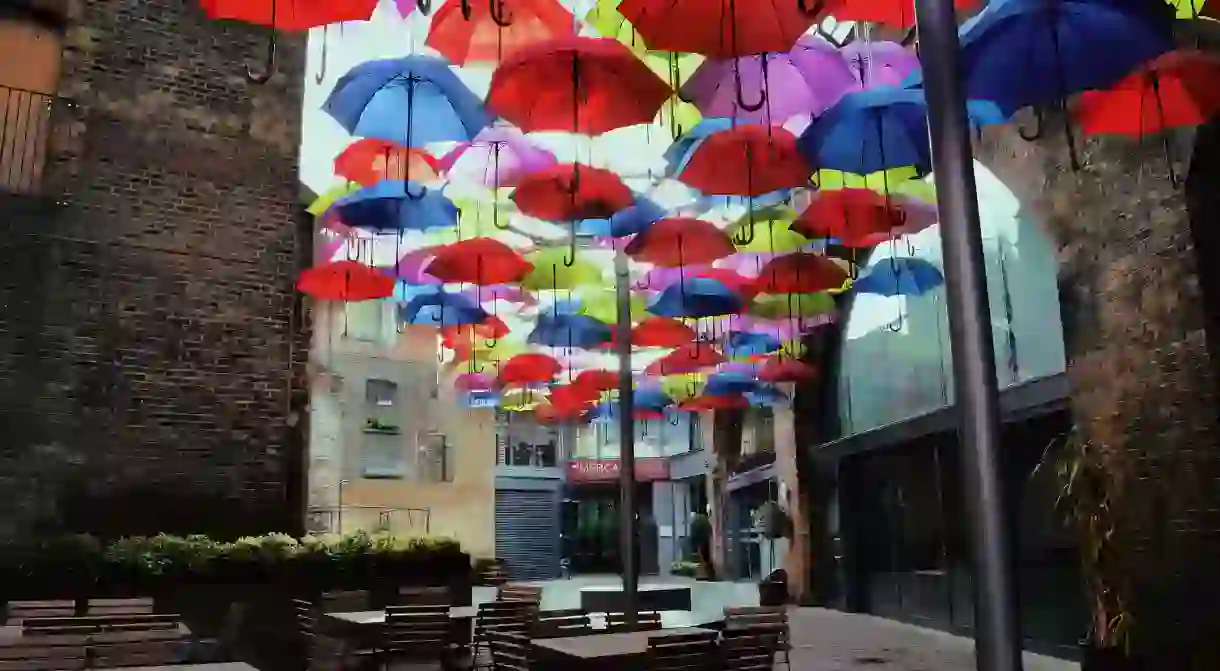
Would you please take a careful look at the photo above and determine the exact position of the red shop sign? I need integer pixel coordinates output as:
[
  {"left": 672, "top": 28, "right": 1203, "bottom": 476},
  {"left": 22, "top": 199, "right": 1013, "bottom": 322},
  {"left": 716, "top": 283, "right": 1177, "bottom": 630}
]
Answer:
[{"left": 566, "top": 458, "right": 670, "bottom": 483}]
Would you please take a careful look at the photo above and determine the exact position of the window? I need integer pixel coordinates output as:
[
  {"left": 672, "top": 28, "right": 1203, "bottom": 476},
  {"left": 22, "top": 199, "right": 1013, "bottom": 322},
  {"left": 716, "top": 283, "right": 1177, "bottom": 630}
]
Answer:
[
  {"left": 345, "top": 300, "right": 386, "bottom": 342},
  {"left": 497, "top": 411, "right": 560, "bottom": 467},
  {"left": 0, "top": 18, "right": 61, "bottom": 194},
  {"left": 361, "top": 379, "right": 403, "bottom": 477},
  {"left": 417, "top": 432, "right": 452, "bottom": 482}
]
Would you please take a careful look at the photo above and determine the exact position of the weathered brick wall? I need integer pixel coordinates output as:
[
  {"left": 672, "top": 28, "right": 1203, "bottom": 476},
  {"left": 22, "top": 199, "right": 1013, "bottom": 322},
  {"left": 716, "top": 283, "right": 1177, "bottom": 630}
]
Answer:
[{"left": 0, "top": 0, "right": 310, "bottom": 540}]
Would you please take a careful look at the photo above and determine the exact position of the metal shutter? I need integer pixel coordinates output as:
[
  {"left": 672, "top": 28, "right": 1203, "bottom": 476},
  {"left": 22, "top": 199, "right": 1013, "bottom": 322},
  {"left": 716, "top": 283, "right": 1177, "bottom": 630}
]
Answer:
[{"left": 495, "top": 489, "right": 559, "bottom": 580}]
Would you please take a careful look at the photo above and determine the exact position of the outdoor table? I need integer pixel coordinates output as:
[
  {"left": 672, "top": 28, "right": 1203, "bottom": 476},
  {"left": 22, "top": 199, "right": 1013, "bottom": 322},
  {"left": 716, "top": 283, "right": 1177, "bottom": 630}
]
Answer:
[
  {"left": 102, "top": 664, "right": 256, "bottom": 670},
  {"left": 328, "top": 609, "right": 723, "bottom": 631},
  {"left": 532, "top": 626, "right": 715, "bottom": 671}
]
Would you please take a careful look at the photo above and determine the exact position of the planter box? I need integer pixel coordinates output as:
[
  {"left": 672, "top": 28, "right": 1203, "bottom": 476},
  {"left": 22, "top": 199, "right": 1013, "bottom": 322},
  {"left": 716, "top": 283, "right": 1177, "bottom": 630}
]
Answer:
[{"left": 1080, "top": 644, "right": 1143, "bottom": 671}]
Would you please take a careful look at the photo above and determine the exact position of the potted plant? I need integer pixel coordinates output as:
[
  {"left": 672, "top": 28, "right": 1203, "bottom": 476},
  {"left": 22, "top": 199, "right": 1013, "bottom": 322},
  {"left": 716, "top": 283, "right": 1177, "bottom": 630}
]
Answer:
[
  {"left": 755, "top": 501, "right": 791, "bottom": 540},
  {"left": 688, "top": 514, "right": 714, "bottom": 580},
  {"left": 1038, "top": 429, "right": 1136, "bottom": 670}
]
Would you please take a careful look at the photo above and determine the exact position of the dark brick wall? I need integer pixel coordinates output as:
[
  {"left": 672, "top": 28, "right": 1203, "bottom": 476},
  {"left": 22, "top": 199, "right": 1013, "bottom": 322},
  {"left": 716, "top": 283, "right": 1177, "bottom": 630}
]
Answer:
[{"left": 0, "top": 0, "right": 310, "bottom": 540}]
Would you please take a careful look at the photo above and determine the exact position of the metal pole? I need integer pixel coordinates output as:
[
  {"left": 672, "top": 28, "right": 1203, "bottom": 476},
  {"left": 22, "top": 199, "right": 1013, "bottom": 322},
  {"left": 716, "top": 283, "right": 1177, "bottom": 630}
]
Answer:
[
  {"left": 912, "top": 2, "right": 1023, "bottom": 670},
  {"left": 613, "top": 249, "right": 639, "bottom": 627}
]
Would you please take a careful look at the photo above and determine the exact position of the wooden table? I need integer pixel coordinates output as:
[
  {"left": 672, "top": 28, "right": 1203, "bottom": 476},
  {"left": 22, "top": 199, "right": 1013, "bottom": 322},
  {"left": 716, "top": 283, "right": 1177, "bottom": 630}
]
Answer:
[
  {"left": 327, "top": 609, "right": 722, "bottom": 631},
  {"left": 101, "top": 664, "right": 256, "bottom": 670},
  {"left": 532, "top": 627, "right": 715, "bottom": 671},
  {"left": 326, "top": 606, "right": 477, "bottom": 626}
]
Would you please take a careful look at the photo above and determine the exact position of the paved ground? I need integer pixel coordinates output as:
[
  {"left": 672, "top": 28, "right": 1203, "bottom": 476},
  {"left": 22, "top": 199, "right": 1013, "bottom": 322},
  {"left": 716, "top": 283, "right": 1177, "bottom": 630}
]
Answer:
[{"left": 510, "top": 577, "right": 1079, "bottom": 671}]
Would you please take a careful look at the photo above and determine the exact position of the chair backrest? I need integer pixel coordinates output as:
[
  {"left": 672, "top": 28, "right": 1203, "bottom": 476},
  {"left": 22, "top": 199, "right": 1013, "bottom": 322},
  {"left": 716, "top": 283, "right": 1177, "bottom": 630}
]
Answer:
[
  {"left": 606, "top": 611, "right": 663, "bottom": 633},
  {"left": 644, "top": 630, "right": 719, "bottom": 671},
  {"left": 292, "top": 599, "right": 318, "bottom": 637},
  {"left": 721, "top": 624, "right": 787, "bottom": 671},
  {"left": 486, "top": 630, "right": 531, "bottom": 671},
  {"left": 496, "top": 584, "right": 542, "bottom": 604},
  {"left": 397, "top": 586, "right": 451, "bottom": 606},
  {"left": 723, "top": 606, "right": 788, "bottom": 643},
  {"left": 476, "top": 560, "right": 508, "bottom": 586},
  {"left": 474, "top": 601, "right": 535, "bottom": 640},
  {"left": 4, "top": 600, "right": 75, "bottom": 626},
  {"left": 0, "top": 635, "right": 87, "bottom": 671},
  {"left": 320, "top": 590, "right": 369, "bottom": 613},
  {"left": 85, "top": 598, "right": 154, "bottom": 617},
  {"left": 530, "top": 608, "right": 591, "bottom": 639},
  {"left": 21, "top": 614, "right": 181, "bottom": 637},
  {"left": 383, "top": 605, "right": 450, "bottom": 659},
  {"left": 86, "top": 628, "right": 187, "bottom": 668}
]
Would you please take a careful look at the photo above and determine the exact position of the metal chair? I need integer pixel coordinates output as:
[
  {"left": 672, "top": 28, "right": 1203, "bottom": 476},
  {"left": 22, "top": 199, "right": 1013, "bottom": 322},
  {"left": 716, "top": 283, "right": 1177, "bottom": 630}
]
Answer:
[
  {"left": 294, "top": 598, "right": 364, "bottom": 671},
  {"left": 472, "top": 601, "right": 535, "bottom": 670},
  {"left": 605, "top": 611, "right": 662, "bottom": 633},
  {"left": 721, "top": 624, "right": 788, "bottom": 671},
  {"left": 397, "top": 587, "right": 451, "bottom": 606},
  {"left": 486, "top": 630, "right": 532, "bottom": 671},
  {"left": 529, "top": 608, "right": 591, "bottom": 639},
  {"left": 495, "top": 584, "right": 542, "bottom": 605},
  {"left": 0, "top": 634, "right": 87, "bottom": 670},
  {"left": 642, "top": 630, "right": 718, "bottom": 671},
  {"left": 322, "top": 590, "right": 372, "bottom": 613},
  {"left": 381, "top": 605, "right": 453, "bottom": 670},
  {"left": 723, "top": 606, "right": 790, "bottom": 670}
]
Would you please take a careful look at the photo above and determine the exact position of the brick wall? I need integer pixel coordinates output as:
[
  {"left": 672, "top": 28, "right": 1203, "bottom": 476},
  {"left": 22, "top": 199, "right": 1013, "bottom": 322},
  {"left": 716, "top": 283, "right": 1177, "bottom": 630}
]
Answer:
[{"left": 0, "top": 0, "right": 310, "bottom": 541}]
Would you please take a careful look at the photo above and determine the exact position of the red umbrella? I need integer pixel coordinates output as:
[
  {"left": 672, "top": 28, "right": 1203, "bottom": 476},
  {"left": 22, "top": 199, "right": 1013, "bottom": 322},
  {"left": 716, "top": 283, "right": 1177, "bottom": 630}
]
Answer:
[
  {"left": 617, "top": 0, "right": 821, "bottom": 57},
  {"left": 823, "top": 0, "right": 977, "bottom": 28},
  {"left": 297, "top": 260, "right": 393, "bottom": 300},
  {"left": 333, "top": 139, "right": 441, "bottom": 187},
  {"left": 1075, "top": 50, "right": 1220, "bottom": 137},
  {"left": 425, "top": 238, "right": 533, "bottom": 285},
  {"left": 440, "top": 316, "right": 512, "bottom": 349},
  {"left": 677, "top": 394, "right": 749, "bottom": 411},
  {"left": 511, "top": 163, "right": 635, "bottom": 221},
  {"left": 499, "top": 353, "right": 563, "bottom": 386},
  {"left": 535, "top": 403, "right": 589, "bottom": 424},
  {"left": 792, "top": 188, "right": 910, "bottom": 247},
  {"left": 752, "top": 253, "right": 848, "bottom": 294},
  {"left": 454, "top": 372, "right": 496, "bottom": 392},
  {"left": 634, "top": 409, "right": 666, "bottom": 421},
  {"left": 573, "top": 369, "right": 620, "bottom": 391},
  {"left": 624, "top": 218, "right": 736, "bottom": 267},
  {"left": 426, "top": 0, "right": 576, "bottom": 65},
  {"left": 678, "top": 126, "right": 812, "bottom": 197},
  {"left": 759, "top": 355, "right": 818, "bottom": 383},
  {"left": 549, "top": 383, "right": 601, "bottom": 411},
  {"left": 487, "top": 36, "right": 673, "bottom": 135},
  {"left": 645, "top": 343, "right": 726, "bottom": 376},
  {"left": 632, "top": 317, "right": 696, "bottom": 348},
  {"left": 695, "top": 269, "right": 758, "bottom": 301}
]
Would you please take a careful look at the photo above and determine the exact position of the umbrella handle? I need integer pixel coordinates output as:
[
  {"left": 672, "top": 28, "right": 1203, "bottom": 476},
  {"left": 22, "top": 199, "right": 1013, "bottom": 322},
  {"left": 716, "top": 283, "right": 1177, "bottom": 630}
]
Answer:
[
  {"left": 668, "top": 413, "right": 680, "bottom": 427},
  {"left": 900, "top": 27, "right": 917, "bottom": 47},
  {"left": 416, "top": 0, "right": 433, "bottom": 15},
  {"left": 563, "top": 228, "right": 577, "bottom": 267},
  {"left": 460, "top": 0, "right": 473, "bottom": 20},
  {"left": 1016, "top": 107, "right": 1043, "bottom": 141},
  {"left": 246, "top": 1, "right": 278, "bottom": 84},
  {"left": 886, "top": 309, "right": 904, "bottom": 333},
  {"left": 490, "top": 0, "right": 513, "bottom": 26},
  {"left": 733, "top": 59, "right": 766, "bottom": 113},
  {"left": 796, "top": 0, "right": 823, "bottom": 15},
  {"left": 733, "top": 212, "right": 756, "bottom": 246},
  {"left": 314, "top": 26, "right": 328, "bottom": 85}
]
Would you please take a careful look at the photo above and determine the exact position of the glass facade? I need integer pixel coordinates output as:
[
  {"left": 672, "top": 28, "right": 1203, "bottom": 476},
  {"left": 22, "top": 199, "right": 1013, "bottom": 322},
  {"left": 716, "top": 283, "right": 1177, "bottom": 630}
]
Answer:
[
  {"left": 837, "top": 163, "right": 1067, "bottom": 436},
  {"left": 573, "top": 411, "right": 700, "bottom": 460}
]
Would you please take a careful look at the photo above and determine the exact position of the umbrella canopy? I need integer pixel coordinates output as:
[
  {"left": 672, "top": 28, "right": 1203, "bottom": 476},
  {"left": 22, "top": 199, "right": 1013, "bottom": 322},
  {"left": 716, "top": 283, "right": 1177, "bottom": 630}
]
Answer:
[
  {"left": 297, "top": 260, "right": 394, "bottom": 301},
  {"left": 573, "top": 369, "right": 620, "bottom": 391},
  {"left": 440, "top": 126, "right": 558, "bottom": 188},
  {"left": 520, "top": 250, "right": 604, "bottom": 290},
  {"left": 1075, "top": 50, "right": 1220, "bottom": 136},
  {"left": 751, "top": 253, "right": 848, "bottom": 294},
  {"left": 840, "top": 41, "right": 922, "bottom": 90},
  {"left": 333, "top": 139, "right": 442, "bottom": 186},
  {"left": 425, "top": 0, "right": 575, "bottom": 66},
  {"left": 324, "top": 56, "right": 492, "bottom": 146},
  {"left": 453, "top": 372, "right": 496, "bottom": 392},
  {"left": 200, "top": 0, "right": 376, "bottom": 29},
  {"left": 499, "top": 353, "right": 563, "bottom": 386},
  {"left": 705, "top": 371, "right": 760, "bottom": 396},
  {"left": 727, "top": 209, "right": 812, "bottom": 253},
  {"left": 528, "top": 313, "right": 614, "bottom": 349},
  {"left": 426, "top": 237, "right": 533, "bottom": 285},
  {"left": 649, "top": 277, "right": 744, "bottom": 318},
  {"left": 511, "top": 163, "right": 635, "bottom": 221},
  {"left": 678, "top": 394, "right": 748, "bottom": 411},
  {"left": 645, "top": 342, "right": 726, "bottom": 375},
  {"left": 678, "top": 125, "right": 812, "bottom": 197},
  {"left": 725, "top": 331, "right": 782, "bottom": 358},
  {"left": 854, "top": 257, "right": 945, "bottom": 297},
  {"left": 574, "top": 197, "right": 668, "bottom": 238},
  {"left": 825, "top": 0, "right": 977, "bottom": 28},
  {"left": 331, "top": 181, "right": 459, "bottom": 232},
  {"left": 759, "top": 355, "right": 818, "bottom": 383},
  {"left": 632, "top": 317, "right": 696, "bottom": 347},
  {"left": 616, "top": 0, "right": 822, "bottom": 57},
  {"left": 749, "top": 292, "right": 836, "bottom": 319},
  {"left": 401, "top": 290, "right": 490, "bottom": 326},
  {"left": 487, "top": 36, "right": 673, "bottom": 135},
  {"left": 624, "top": 217, "right": 736, "bottom": 267},
  {"left": 793, "top": 188, "right": 926, "bottom": 247}
]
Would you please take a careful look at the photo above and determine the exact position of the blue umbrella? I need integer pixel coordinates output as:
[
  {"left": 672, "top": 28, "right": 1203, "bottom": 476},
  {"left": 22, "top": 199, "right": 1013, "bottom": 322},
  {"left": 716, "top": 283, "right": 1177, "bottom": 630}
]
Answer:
[
  {"left": 538, "top": 295, "right": 583, "bottom": 316},
  {"left": 634, "top": 386, "right": 675, "bottom": 410},
  {"left": 904, "top": 0, "right": 1173, "bottom": 119},
  {"left": 649, "top": 277, "right": 744, "bottom": 319},
  {"left": 705, "top": 371, "right": 760, "bottom": 397},
  {"left": 747, "top": 385, "right": 790, "bottom": 407},
  {"left": 798, "top": 87, "right": 1005, "bottom": 175},
  {"left": 332, "top": 181, "right": 459, "bottom": 232},
  {"left": 853, "top": 257, "right": 945, "bottom": 297},
  {"left": 574, "top": 198, "right": 667, "bottom": 237},
  {"left": 324, "top": 56, "right": 492, "bottom": 147},
  {"left": 727, "top": 331, "right": 782, "bottom": 358},
  {"left": 691, "top": 188, "right": 793, "bottom": 214},
  {"left": 388, "top": 282, "right": 445, "bottom": 303},
  {"left": 400, "top": 291, "right": 488, "bottom": 326},
  {"left": 527, "top": 314, "right": 613, "bottom": 349}
]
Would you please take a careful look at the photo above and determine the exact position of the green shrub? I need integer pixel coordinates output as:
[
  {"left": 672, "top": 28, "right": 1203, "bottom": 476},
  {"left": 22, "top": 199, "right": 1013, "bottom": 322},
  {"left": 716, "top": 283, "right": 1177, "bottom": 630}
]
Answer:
[{"left": 670, "top": 560, "right": 700, "bottom": 577}]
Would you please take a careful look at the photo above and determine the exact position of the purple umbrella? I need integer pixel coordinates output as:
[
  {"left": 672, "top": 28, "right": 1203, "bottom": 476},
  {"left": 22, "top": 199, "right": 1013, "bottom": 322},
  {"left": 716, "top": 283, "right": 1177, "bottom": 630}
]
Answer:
[
  {"left": 680, "top": 35, "right": 856, "bottom": 124},
  {"left": 634, "top": 264, "right": 713, "bottom": 292},
  {"left": 735, "top": 314, "right": 837, "bottom": 339},
  {"left": 393, "top": 0, "right": 417, "bottom": 17},
  {"left": 840, "top": 41, "right": 921, "bottom": 90},
  {"left": 460, "top": 284, "right": 535, "bottom": 305},
  {"left": 439, "top": 126, "right": 557, "bottom": 188},
  {"left": 388, "top": 246, "right": 442, "bottom": 284}
]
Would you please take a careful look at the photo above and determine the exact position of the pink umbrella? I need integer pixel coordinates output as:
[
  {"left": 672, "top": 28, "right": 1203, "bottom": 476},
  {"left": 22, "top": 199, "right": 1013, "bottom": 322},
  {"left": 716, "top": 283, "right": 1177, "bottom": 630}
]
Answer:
[
  {"left": 460, "top": 284, "right": 536, "bottom": 305},
  {"left": 439, "top": 126, "right": 558, "bottom": 188},
  {"left": 393, "top": 0, "right": 417, "bottom": 17},
  {"left": 840, "top": 41, "right": 921, "bottom": 90},
  {"left": 387, "top": 246, "right": 443, "bottom": 284},
  {"left": 633, "top": 264, "right": 713, "bottom": 292}
]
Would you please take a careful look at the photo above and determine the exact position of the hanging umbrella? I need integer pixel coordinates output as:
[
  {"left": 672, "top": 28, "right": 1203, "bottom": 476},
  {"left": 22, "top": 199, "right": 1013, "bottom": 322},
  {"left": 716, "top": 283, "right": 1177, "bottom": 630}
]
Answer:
[
  {"left": 726, "top": 331, "right": 782, "bottom": 357},
  {"left": 297, "top": 260, "right": 394, "bottom": 301},
  {"left": 333, "top": 139, "right": 442, "bottom": 187},
  {"left": 660, "top": 373, "right": 707, "bottom": 400},
  {"left": 747, "top": 385, "right": 790, "bottom": 406},
  {"left": 425, "top": 238, "right": 533, "bottom": 285},
  {"left": 441, "top": 317, "right": 512, "bottom": 349},
  {"left": 511, "top": 164, "right": 635, "bottom": 221},
  {"left": 401, "top": 291, "right": 490, "bottom": 326},
  {"left": 664, "top": 118, "right": 735, "bottom": 177},
  {"left": 454, "top": 372, "right": 496, "bottom": 392},
  {"left": 390, "top": 246, "right": 444, "bottom": 285},
  {"left": 798, "top": 87, "right": 1005, "bottom": 175},
  {"left": 439, "top": 126, "right": 558, "bottom": 189},
  {"left": 759, "top": 355, "right": 818, "bottom": 383},
  {"left": 528, "top": 313, "right": 614, "bottom": 349},
  {"left": 678, "top": 394, "right": 748, "bottom": 411},
  {"left": 726, "top": 209, "right": 812, "bottom": 254},
  {"left": 574, "top": 198, "right": 667, "bottom": 238},
  {"left": 520, "top": 250, "right": 604, "bottom": 290},
  {"left": 793, "top": 188, "right": 932, "bottom": 247},
  {"left": 705, "top": 371, "right": 760, "bottom": 396},
  {"left": 853, "top": 258, "right": 945, "bottom": 297},
  {"left": 749, "top": 292, "right": 836, "bottom": 320},
  {"left": 573, "top": 369, "right": 620, "bottom": 391},
  {"left": 645, "top": 343, "right": 726, "bottom": 375},
  {"left": 624, "top": 218, "right": 736, "bottom": 267},
  {"left": 457, "top": 284, "right": 534, "bottom": 306},
  {"left": 486, "top": 36, "right": 673, "bottom": 135},
  {"left": 616, "top": 0, "right": 822, "bottom": 58},
  {"left": 331, "top": 181, "right": 459, "bottom": 232},
  {"left": 634, "top": 386, "right": 675, "bottom": 410},
  {"left": 649, "top": 277, "right": 744, "bottom": 318},
  {"left": 199, "top": 0, "right": 376, "bottom": 82},
  {"left": 499, "top": 353, "right": 563, "bottom": 386},
  {"left": 579, "top": 289, "right": 648, "bottom": 324},
  {"left": 751, "top": 253, "right": 848, "bottom": 294},
  {"left": 308, "top": 183, "right": 362, "bottom": 216},
  {"left": 825, "top": 0, "right": 976, "bottom": 28},
  {"left": 425, "top": 0, "right": 575, "bottom": 66},
  {"left": 549, "top": 383, "right": 602, "bottom": 411},
  {"left": 632, "top": 317, "right": 696, "bottom": 347},
  {"left": 840, "top": 41, "right": 921, "bottom": 90},
  {"left": 813, "top": 166, "right": 922, "bottom": 192},
  {"left": 324, "top": 56, "right": 492, "bottom": 147},
  {"left": 693, "top": 269, "right": 758, "bottom": 301},
  {"left": 680, "top": 35, "right": 856, "bottom": 123},
  {"left": 677, "top": 125, "right": 812, "bottom": 197}
]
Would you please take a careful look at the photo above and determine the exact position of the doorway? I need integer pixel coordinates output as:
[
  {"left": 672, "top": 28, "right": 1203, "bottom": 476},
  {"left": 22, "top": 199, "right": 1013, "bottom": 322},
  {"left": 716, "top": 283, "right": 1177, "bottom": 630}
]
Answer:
[{"left": 562, "top": 483, "right": 657, "bottom": 575}]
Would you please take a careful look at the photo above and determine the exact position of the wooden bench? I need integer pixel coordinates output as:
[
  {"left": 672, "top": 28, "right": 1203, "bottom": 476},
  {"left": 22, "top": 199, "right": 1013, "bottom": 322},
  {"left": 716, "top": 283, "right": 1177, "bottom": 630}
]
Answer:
[
  {"left": 22, "top": 614, "right": 182, "bottom": 637},
  {"left": 0, "top": 634, "right": 87, "bottom": 670},
  {"left": 85, "top": 599, "right": 154, "bottom": 617},
  {"left": 87, "top": 628, "right": 187, "bottom": 668},
  {"left": 4, "top": 601, "right": 76, "bottom": 627}
]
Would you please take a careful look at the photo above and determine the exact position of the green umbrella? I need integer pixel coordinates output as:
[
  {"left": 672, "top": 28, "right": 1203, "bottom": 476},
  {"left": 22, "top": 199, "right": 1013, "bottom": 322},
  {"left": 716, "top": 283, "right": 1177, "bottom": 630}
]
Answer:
[
  {"left": 728, "top": 208, "right": 811, "bottom": 253},
  {"left": 521, "top": 249, "right": 604, "bottom": 291},
  {"left": 749, "top": 292, "right": 836, "bottom": 320}
]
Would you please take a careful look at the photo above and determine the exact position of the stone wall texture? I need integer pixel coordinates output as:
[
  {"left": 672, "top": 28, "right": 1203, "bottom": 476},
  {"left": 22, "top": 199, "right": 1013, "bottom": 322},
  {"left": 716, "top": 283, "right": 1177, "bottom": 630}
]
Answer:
[{"left": 0, "top": 0, "right": 310, "bottom": 540}]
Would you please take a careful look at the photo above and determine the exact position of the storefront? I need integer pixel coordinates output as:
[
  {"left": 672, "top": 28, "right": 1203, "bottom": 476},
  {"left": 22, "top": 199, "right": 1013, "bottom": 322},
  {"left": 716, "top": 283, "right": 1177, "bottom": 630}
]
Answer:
[
  {"left": 725, "top": 459, "right": 786, "bottom": 582},
  {"left": 561, "top": 458, "right": 668, "bottom": 575}
]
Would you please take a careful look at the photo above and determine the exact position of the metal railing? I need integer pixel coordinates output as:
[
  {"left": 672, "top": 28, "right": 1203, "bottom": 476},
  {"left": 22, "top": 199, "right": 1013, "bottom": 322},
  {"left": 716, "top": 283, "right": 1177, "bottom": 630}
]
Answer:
[
  {"left": 0, "top": 84, "right": 53, "bottom": 195},
  {"left": 306, "top": 505, "right": 432, "bottom": 536}
]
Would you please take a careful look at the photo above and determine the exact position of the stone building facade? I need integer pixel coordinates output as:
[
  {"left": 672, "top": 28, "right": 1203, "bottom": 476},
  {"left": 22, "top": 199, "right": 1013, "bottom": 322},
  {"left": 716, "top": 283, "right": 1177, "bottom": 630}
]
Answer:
[{"left": 0, "top": 0, "right": 310, "bottom": 540}]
